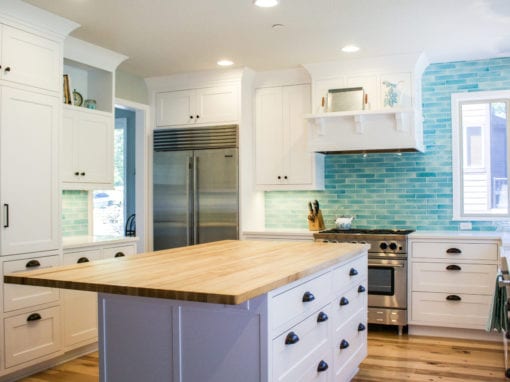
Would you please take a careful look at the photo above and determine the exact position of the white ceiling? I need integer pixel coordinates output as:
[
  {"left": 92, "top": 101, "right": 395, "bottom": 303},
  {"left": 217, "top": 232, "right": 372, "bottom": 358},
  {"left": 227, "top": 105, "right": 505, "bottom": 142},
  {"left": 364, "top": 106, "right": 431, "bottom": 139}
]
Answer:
[{"left": 23, "top": 0, "right": 510, "bottom": 78}]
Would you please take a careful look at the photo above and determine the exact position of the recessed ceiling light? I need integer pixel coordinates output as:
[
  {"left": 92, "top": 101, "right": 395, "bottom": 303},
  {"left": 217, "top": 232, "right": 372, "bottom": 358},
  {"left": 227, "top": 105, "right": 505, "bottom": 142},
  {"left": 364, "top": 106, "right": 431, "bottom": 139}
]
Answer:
[
  {"left": 217, "top": 59, "right": 234, "bottom": 67},
  {"left": 341, "top": 45, "right": 360, "bottom": 53},
  {"left": 254, "top": 0, "right": 279, "bottom": 7}
]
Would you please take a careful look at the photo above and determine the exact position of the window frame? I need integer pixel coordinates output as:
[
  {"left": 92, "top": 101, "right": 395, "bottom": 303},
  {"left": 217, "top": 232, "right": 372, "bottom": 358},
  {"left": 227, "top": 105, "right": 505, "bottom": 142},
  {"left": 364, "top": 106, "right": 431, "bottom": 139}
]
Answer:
[{"left": 451, "top": 90, "right": 510, "bottom": 221}]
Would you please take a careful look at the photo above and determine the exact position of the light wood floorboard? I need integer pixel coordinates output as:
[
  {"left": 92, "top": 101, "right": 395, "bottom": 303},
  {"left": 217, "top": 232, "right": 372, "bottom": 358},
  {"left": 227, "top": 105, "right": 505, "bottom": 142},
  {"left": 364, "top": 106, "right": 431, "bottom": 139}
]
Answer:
[{"left": 16, "top": 328, "right": 509, "bottom": 381}]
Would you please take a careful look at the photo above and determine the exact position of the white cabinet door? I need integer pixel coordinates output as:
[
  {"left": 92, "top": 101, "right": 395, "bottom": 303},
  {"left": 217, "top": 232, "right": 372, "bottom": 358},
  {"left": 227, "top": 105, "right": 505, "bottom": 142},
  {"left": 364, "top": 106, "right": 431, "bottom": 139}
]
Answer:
[
  {"left": 0, "top": 87, "right": 60, "bottom": 255},
  {"left": 63, "top": 249, "right": 101, "bottom": 348},
  {"left": 102, "top": 243, "right": 137, "bottom": 259},
  {"left": 1, "top": 25, "right": 61, "bottom": 92},
  {"left": 156, "top": 89, "right": 195, "bottom": 126},
  {"left": 62, "top": 107, "right": 114, "bottom": 189}
]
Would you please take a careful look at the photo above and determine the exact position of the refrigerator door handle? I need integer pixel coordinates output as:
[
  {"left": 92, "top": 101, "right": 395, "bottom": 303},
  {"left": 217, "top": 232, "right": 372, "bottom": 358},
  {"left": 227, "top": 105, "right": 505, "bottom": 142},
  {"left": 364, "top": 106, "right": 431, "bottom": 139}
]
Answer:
[
  {"left": 193, "top": 155, "right": 199, "bottom": 245},
  {"left": 188, "top": 155, "right": 194, "bottom": 246}
]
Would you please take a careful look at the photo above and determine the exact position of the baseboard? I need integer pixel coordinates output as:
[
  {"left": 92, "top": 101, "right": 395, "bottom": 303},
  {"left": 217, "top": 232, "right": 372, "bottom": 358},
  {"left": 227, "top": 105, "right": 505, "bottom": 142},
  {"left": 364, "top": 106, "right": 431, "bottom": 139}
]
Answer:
[{"left": 408, "top": 325, "right": 502, "bottom": 342}]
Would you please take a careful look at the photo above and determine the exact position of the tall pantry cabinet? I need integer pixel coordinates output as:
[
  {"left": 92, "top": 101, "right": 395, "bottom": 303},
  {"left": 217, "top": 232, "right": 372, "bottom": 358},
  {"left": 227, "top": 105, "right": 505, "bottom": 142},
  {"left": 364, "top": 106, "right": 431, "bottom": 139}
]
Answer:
[{"left": 0, "top": 1, "right": 77, "bottom": 378}]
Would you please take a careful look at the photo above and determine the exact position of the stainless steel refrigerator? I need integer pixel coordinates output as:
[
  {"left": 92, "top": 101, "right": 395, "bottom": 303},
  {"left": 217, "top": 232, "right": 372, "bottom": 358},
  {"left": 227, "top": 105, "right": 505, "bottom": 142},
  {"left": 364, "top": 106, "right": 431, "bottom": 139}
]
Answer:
[{"left": 153, "top": 125, "right": 239, "bottom": 250}]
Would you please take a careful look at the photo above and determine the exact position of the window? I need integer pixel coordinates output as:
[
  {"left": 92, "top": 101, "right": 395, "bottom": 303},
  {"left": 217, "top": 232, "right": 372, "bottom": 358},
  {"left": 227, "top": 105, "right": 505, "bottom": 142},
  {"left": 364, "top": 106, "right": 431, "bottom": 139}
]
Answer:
[{"left": 452, "top": 90, "right": 510, "bottom": 220}]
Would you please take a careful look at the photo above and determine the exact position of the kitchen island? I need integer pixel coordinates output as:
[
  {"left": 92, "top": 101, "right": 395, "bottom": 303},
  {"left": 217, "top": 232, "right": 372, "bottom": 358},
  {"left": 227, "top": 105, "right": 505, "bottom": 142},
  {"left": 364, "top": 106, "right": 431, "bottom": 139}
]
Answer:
[{"left": 5, "top": 240, "right": 368, "bottom": 382}]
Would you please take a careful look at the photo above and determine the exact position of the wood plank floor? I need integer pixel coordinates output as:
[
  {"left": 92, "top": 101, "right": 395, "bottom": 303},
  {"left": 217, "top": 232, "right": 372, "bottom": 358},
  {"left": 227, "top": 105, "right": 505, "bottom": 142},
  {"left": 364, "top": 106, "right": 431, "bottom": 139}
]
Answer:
[{"left": 17, "top": 328, "right": 509, "bottom": 381}]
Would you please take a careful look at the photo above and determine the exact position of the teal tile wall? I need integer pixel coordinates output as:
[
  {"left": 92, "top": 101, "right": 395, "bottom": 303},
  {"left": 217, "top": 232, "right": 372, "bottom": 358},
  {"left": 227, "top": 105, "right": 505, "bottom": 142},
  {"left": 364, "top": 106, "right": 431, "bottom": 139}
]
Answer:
[
  {"left": 61, "top": 190, "right": 89, "bottom": 236},
  {"left": 265, "top": 57, "right": 510, "bottom": 231}
]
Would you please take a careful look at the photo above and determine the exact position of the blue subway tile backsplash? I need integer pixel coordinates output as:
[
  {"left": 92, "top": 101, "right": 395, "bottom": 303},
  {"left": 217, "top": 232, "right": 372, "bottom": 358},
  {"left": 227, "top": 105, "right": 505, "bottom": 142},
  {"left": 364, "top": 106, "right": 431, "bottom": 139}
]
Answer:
[
  {"left": 265, "top": 57, "right": 510, "bottom": 231},
  {"left": 62, "top": 190, "right": 89, "bottom": 236}
]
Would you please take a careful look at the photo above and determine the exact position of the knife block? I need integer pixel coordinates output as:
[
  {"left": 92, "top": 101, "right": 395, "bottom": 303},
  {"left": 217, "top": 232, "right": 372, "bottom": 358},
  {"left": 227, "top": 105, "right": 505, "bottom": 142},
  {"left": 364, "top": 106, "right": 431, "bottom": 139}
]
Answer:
[{"left": 308, "top": 209, "right": 325, "bottom": 231}]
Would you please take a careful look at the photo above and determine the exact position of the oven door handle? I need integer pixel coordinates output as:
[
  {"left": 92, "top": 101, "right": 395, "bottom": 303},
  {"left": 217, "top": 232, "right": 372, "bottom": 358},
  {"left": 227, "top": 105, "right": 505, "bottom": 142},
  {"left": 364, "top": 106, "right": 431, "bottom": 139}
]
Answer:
[{"left": 368, "top": 262, "right": 405, "bottom": 268}]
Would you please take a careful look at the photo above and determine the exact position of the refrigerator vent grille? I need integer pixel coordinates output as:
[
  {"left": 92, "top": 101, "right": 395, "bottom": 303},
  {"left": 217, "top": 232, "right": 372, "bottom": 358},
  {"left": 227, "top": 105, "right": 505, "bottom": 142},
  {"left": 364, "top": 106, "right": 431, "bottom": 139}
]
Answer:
[{"left": 154, "top": 125, "right": 238, "bottom": 151}]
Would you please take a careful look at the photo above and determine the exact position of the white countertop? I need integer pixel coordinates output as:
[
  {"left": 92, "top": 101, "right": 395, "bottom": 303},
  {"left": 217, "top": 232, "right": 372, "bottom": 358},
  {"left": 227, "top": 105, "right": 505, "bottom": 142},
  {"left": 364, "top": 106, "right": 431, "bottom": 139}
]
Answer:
[{"left": 63, "top": 235, "right": 138, "bottom": 250}]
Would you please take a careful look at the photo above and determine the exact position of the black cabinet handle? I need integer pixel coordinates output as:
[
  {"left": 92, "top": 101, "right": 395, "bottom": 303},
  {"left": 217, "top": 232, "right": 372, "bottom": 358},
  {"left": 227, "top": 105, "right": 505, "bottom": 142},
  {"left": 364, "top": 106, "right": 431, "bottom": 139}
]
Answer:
[
  {"left": 340, "top": 339, "right": 349, "bottom": 349},
  {"left": 80, "top": 172, "right": 85, "bottom": 176},
  {"left": 196, "top": 115, "right": 200, "bottom": 119},
  {"left": 114, "top": 252, "right": 125, "bottom": 258},
  {"left": 339, "top": 296, "right": 349, "bottom": 306},
  {"left": 317, "top": 311, "right": 328, "bottom": 323},
  {"left": 277, "top": 176, "right": 281, "bottom": 180},
  {"left": 302, "top": 291, "right": 315, "bottom": 302},
  {"left": 27, "top": 313, "right": 41, "bottom": 322},
  {"left": 26, "top": 259, "right": 41, "bottom": 268},
  {"left": 285, "top": 331, "right": 300, "bottom": 345},
  {"left": 4, "top": 67, "right": 10, "bottom": 73},
  {"left": 358, "top": 323, "right": 366, "bottom": 332},
  {"left": 446, "top": 294, "right": 462, "bottom": 301},
  {"left": 3, "top": 203, "right": 8, "bottom": 228},
  {"left": 358, "top": 285, "right": 366, "bottom": 293},
  {"left": 349, "top": 268, "right": 358, "bottom": 276},
  {"left": 446, "top": 264, "right": 461, "bottom": 271},
  {"left": 317, "top": 360, "right": 329, "bottom": 372},
  {"left": 446, "top": 248, "right": 462, "bottom": 254},
  {"left": 77, "top": 257, "right": 90, "bottom": 263},
  {"left": 74, "top": 172, "right": 79, "bottom": 176},
  {"left": 284, "top": 176, "right": 288, "bottom": 180},
  {"left": 190, "top": 115, "right": 194, "bottom": 119}
]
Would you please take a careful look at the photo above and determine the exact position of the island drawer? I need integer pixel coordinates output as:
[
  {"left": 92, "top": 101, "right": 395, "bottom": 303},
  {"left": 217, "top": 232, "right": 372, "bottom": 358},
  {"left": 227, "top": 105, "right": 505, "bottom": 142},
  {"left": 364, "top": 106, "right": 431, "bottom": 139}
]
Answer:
[
  {"left": 411, "top": 291, "right": 492, "bottom": 329},
  {"left": 4, "top": 305, "right": 61, "bottom": 368},
  {"left": 277, "top": 344, "right": 331, "bottom": 382},
  {"left": 411, "top": 241, "right": 498, "bottom": 262},
  {"left": 332, "top": 255, "right": 367, "bottom": 293},
  {"left": 332, "top": 281, "right": 366, "bottom": 329},
  {"left": 3, "top": 254, "right": 60, "bottom": 312},
  {"left": 270, "top": 272, "right": 332, "bottom": 332},
  {"left": 412, "top": 262, "right": 496, "bottom": 295},
  {"left": 333, "top": 308, "right": 366, "bottom": 372}
]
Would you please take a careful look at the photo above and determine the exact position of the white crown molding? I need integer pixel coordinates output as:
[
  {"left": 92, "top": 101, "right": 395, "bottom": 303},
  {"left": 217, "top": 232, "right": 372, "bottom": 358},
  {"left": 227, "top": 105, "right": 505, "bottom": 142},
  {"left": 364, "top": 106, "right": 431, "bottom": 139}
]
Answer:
[{"left": 65, "top": 36, "right": 128, "bottom": 72}]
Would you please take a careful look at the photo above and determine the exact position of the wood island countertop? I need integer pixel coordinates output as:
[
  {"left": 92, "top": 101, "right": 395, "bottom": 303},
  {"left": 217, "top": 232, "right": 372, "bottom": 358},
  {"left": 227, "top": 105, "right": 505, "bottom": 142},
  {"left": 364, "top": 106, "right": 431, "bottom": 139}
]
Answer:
[{"left": 4, "top": 240, "right": 368, "bottom": 305}]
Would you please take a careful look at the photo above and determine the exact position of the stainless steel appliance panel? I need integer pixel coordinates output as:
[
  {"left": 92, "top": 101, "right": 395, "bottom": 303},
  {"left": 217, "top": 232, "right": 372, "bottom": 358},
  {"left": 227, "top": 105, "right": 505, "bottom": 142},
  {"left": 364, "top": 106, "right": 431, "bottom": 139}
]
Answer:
[{"left": 367, "top": 258, "right": 407, "bottom": 309}]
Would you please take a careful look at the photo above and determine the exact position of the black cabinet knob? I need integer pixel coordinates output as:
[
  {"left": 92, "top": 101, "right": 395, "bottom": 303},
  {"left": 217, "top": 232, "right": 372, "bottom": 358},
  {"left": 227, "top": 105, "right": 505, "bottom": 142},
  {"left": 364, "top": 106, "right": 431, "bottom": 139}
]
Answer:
[
  {"left": 190, "top": 115, "right": 194, "bottom": 119},
  {"left": 196, "top": 115, "right": 200, "bottom": 119},
  {"left": 74, "top": 172, "right": 79, "bottom": 176},
  {"left": 285, "top": 331, "right": 300, "bottom": 345},
  {"left": 349, "top": 268, "right": 358, "bottom": 276},
  {"left": 317, "top": 360, "right": 329, "bottom": 372},
  {"left": 317, "top": 311, "right": 328, "bottom": 323},
  {"left": 302, "top": 291, "right": 315, "bottom": 302},
  {"left": 358, "top": 323, "right": 366, "bottom": 332},
  {"left": 446, "top": 294, "right": 461, "bottom": 301},
  {"left": 77, "top": 257, "right": 90, "bottom": 263},
  {"left": 339, "top": 296, "right": 349, "bottom": 306},
  {"left": 27, "top": 313, "right": 41, "bottom": 322},
  {"left": 340, "top": 339, "right": 349, "bottom": 349},
  {"left": 4, "top": 67, "right": 10, "bottom": 73},
  {"left": 284, "top": 175, "right": 288, "bottom": 179},
  {"left": 80, "top": 172, "right": 85, "bottom": 176},
  {"left": 358, "top": 285, "right": 366, "bottom": 293},
  {"left": 26, "top": 259, "right": 41, "bottom": 268},
  {"left": 277, "top": 176, "right": 281, "bottom": 180},
  {"left": 114, "top": 252, "right": 125, "bottom": 258},
  {"left": 446, "top": 264, "right": 461, "bottom": 271}
]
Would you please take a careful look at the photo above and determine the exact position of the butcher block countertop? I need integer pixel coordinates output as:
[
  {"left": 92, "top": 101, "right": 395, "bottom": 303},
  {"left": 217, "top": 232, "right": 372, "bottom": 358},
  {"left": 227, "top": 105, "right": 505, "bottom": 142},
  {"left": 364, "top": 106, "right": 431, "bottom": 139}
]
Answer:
[{"left": 4, "top": 240, "right": 368, "bottom": 305}]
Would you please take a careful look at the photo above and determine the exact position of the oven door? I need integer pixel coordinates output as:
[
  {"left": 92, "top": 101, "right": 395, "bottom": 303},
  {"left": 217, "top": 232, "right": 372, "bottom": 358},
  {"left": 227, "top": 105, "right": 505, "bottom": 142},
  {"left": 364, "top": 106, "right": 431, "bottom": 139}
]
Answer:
[{"left": 367, "top": 258, "right": 407, "bottom": 309}]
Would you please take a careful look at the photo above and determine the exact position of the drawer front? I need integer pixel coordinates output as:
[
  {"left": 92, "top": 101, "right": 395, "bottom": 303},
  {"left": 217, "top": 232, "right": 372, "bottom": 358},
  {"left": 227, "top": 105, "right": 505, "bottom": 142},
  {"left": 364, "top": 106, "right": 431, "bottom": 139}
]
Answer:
[
  {"left": 411, "top": 292, "right": 492, "bottom": 329},
  {"left": 3, "top": 255, "right": 60, "bottom": 312},
  {"left": 411, "top": 241, "right": 498, "bottom": 262},
  {"left": 412, "top": 262, "right": 497, "bottom": 295},
  {"left": 278, "top": 343, "right": 331, "bottom": 382},
  {"left": 332, "top": 281, "right": 367, "bottom": 330},
  {"left": 64, "top": 248, "right": 102, "bottom": 265},
  {"left": 273, "top": 305, "right": 331, "bottom": 379},
  {"left": 103, "top": 244, "right": 137, "bottom": 259},
  {"left": 334, "top": 343, "right": 367, "bottom": 382},
  {"left": 333, "top": 255, "right": 367, "bottom": 293},
  {"left": 271, "top": 272, "right": 332, "bottom": 332},
  {"left": 333, "top": 309, "right": 367, "bottom": 374},
  {"left": 4, "top": 306, "right": 61, "bottom": 368}
]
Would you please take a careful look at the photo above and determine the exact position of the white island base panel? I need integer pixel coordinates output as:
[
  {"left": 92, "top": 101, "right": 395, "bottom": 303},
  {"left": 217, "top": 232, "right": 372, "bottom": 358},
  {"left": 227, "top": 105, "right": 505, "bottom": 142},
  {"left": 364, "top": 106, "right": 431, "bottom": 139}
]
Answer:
[{"left": 97, "top": 254, "right": 368, "bottom": 382}]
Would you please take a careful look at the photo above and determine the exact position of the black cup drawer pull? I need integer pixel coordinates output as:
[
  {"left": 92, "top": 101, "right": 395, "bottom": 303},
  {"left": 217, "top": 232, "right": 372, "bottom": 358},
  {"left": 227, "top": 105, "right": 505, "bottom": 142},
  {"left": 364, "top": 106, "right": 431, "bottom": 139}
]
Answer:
[
  {"left": 446, "top": 248, "right": 462, "bottom": 254},
  {"left": 27, "top": 313, "right": 41, "bottom": 322},
  {"left": 285, "top": 331, "right": 300, "bottom": 345},
  {"left": 77, "top": 257, "right": 90, "bottom": 263},
  {"left": 358, "top": 285, "right": 366, "bottom": 293},
  {"left": 446, "top": 294, "right": 462, "bottom": 301},
  {"left": 317, "top": 311, "right": 328, "bottom": 323},
  {"left": 26, "top": 260, "right": 41, "bottom": 268},
  {"left": 340, "top": 339, "right": 349, "bottom": 349},
  {"left": 358, "top": 323, "right": 366, "bottom": 332},
  {"left": 302, "top": 291, "right": 315, "bottom": 302},
  {"left": 446, "top": 264, "right": 461, "bottom": 271},
  {"left": 114, "top": 252, "right": 125, "bottom": 258},
  {"left": 317, "top": 360, "right": 329, "bottom": 372},
  {"left": 339, "top": 296, "right": 349, "bottom": 306},
  {"left": 349, "top": 268, "right": 358, "bottom": 276}
]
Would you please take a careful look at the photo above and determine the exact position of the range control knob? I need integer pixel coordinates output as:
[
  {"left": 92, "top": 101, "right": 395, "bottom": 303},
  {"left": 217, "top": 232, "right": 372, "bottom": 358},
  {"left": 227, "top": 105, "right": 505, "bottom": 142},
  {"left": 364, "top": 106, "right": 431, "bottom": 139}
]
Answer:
[
  {"left": 389, "top": 242, "right": 398, "bottom": 251},
  {"left": 379, "top": 242, "right": 388, "bottom": 250}
]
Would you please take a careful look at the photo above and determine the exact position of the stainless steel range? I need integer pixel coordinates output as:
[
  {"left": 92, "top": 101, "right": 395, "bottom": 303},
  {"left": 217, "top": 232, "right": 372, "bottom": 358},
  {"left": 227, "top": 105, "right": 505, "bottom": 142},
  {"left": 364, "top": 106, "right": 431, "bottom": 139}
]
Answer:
[{"left": 313, "top": 228, "right": 414, "bottom": 335}]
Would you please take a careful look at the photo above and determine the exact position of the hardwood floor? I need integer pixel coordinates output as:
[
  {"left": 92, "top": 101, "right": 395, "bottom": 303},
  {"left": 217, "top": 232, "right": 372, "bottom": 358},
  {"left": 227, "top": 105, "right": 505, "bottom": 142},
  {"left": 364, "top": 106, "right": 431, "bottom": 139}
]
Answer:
[{"left": 16, "top": 328, "right": 509, "bottom": 381}]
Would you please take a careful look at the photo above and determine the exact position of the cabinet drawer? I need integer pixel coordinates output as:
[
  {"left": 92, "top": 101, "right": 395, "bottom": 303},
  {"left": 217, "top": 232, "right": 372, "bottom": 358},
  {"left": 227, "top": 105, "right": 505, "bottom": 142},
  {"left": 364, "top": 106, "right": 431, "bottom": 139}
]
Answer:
[
  {"left": 271, "top": 272, "right": 332, "bottom": 332},
  {"left": 411, "top": 292, "right": 492, "bottom": 329},
  {"left": 3, "top": 255, "right": 60, "bottom": 312},
  {"left": 332, "top": 255, "right": 367, "bottom": 293},
  {"left": 4, "top": 306, "right": 61, "bottom": 368},
  {"left": 332, "top": 281, "right": 366, "bottom": 330},
  {"left": 411, "top": 241, "right": 498, "bottom": 262},
  {"left": 277, "top": 343, "right": 331, "bottom": 382},
  {"left": 103, "top": 244, "right": 136, "bottom": 259},
  {"left": 333, "top": 343, "right": 367, "bottom": 382},
  {"left": 273, "top": 306, "right": 331, "bottom": 382},
  {"left": 333, "top": 309, "right": 367, "bottom": 375},
  {"left": 64, "top": 248, "right": 102, "bottom": 265},
  {"left": 412, "top": 262, "right": 496, "bottom": 295}
]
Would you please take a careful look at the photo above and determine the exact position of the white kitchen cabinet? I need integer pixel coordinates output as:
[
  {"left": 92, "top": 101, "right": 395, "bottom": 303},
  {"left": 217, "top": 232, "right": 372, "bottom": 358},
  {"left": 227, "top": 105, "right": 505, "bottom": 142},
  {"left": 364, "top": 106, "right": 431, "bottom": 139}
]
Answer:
[
  {"left": 408, "top": 234, "right": 500, "bottom": 332},
  {"left": 255, "top": 84, "right": 324, "bottom": 190},
  {"left": 102, "top": 243, "right": 137, "bottom": 259},
  {"left": 62, "top": 106, "right": 114, "bottom": 189},
  {"left": 0, "top": 87, "right": 60, "bottom": 255},
  {"left": 156, "top": 85, "right": 239, "bottom": 127},
  {"left": 0, "top": 24, "right": 61, "bottom": 92}
]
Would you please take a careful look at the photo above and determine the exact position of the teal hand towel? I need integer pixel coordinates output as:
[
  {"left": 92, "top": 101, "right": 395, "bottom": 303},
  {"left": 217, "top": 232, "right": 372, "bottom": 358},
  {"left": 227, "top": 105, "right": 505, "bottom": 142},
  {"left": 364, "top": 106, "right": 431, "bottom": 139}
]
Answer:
[{"left": 486, "top": 273, "right": 508, "bottom": 333}]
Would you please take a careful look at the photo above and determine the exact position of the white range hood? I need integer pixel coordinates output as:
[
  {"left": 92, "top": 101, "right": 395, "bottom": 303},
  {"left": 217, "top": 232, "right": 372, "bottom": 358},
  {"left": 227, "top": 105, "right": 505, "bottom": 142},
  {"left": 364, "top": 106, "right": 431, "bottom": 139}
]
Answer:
[{"left": 303, "top": 53, "right": 429, "bottom": 153}]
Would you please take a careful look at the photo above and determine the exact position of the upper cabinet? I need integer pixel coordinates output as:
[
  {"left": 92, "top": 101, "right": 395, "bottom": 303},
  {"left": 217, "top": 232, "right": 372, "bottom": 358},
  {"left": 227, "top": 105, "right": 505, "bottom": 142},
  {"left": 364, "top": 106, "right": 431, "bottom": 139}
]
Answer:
[
  {"left": 155, "top": 85, "right": 239, "bottom": 127},
  {"left": 255, "top": 84, "right": 324, "bottom": 190},
  {"left": 61, "top": 37, "right": 127, "bottom": 190}
]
